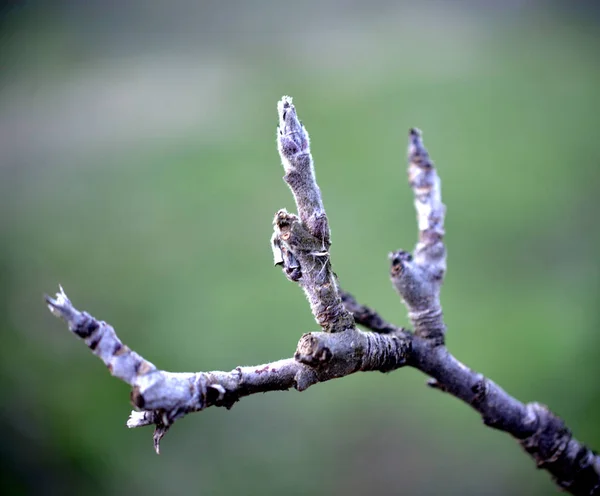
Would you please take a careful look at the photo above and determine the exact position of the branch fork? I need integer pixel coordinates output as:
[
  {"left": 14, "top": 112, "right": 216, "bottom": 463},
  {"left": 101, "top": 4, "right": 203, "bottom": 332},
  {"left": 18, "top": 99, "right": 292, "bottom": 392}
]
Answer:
[{"left": 44, "top": 97, "right": 599, "bottom": 494}]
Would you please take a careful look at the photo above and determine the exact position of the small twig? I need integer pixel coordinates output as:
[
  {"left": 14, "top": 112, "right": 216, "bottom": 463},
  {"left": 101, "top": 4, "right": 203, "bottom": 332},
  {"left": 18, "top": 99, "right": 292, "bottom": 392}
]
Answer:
[
  {"left": 276, "top": 95, "right": 329, "bottom": 244},
  {"left": 339, "top": 290, "right": 405, "bottom": 334},
  {"left": 273, "top": 96, "right": 353, "bottom": 333},
  {"left": 45, "top": 287, "right": 409, "bottom": 454},
  {"left": 390, "top": 129, "right": 446, "bottom": 341}
]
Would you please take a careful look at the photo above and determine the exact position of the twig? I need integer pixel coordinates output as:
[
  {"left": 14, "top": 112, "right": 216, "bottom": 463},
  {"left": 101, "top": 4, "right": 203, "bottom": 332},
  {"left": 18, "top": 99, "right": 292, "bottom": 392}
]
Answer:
[
  {"left": 44, "top": 97, "right": 600, "bottom": 494},
  {"left": 340, "top": 290, "right": 404, "bottom": 334},
  {"left": 273, "top": 96, "right": 354, "bottom": 333},
  {"left": 390, "top": 128, "right": 446, "bottom": 341},
  {"left": 45, "top": 288, "right": 410, "bottom": 454}
]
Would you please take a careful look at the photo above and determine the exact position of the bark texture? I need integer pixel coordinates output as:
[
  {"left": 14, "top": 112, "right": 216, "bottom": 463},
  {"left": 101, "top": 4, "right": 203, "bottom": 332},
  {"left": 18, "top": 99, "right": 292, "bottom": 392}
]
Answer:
[{"left": 45, "top": 96, "right": 599, "bottom": 494}]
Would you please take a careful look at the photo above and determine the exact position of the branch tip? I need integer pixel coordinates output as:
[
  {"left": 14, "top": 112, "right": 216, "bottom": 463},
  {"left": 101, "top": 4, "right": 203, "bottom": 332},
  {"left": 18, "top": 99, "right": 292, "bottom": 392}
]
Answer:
[
  {"left": 390, "top": 128, "right": 447, "bottom": 340},
  {"left": 273, "top": 97, "right": 352, "bottom": 331},
  {"left": 276, "top": 95, "right": 307, "bottom": 152},
  {"left": 153, "top": 425, "right": 170, "bottom": 455},
  {"left": 408, "top": 127, "right": 431, "bottom": 167},
  {"left": 45, "top": 285, "right": 75, "bottom": 321},
  {"left": 409, "top": 127, "right": 422, "bottom": 138}
]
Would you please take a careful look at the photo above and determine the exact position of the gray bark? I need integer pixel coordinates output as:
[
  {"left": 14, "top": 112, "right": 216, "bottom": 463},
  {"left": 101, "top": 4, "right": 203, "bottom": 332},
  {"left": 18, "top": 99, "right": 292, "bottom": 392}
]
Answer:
[{"left": 45, "top": 96, "right": 600, "bottom": 494}]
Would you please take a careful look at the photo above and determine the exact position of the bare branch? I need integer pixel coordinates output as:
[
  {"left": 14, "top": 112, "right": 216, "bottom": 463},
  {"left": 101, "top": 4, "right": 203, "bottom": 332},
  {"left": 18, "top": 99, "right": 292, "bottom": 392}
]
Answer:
[
  {"left": 276, "top": 95, "right": 328, "bottom": 244},
  {"left": 43, "top": 97, "right": 600, "bottom": 494},
  {"left": 273, "top": 96, "right": 353, "bottom": 333},
  {"left": 413, "top": 338, "right": 600, "bottom": 495},
  {"left": 390, "top": 129, "right": 446, "bottom": 341},
  {"left": 45, "top": 287, "right": 409, "bottom": 453},
  {"left": 46, "top": 282, "right": 600, "bottom": 492},
  {"left": 339, "top": 291, "right": 600, "bottom": 495}
]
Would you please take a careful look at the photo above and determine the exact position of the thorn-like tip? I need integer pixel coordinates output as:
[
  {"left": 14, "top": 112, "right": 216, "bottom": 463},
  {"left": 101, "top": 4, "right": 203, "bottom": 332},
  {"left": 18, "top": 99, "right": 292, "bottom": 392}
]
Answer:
[
  {"left": 153, "top": 424, "right": 170, "bottom": 455},
  {"left": 277, "top": 96, "right": 297, "bottom": 127},
  {"left": 53, "top": 286, "right": 71, "bottom": 307},
  {"left": 280, "top": 95, "right": 293, "bottom": 107},
  {"left": 45, "top": 293, "right": 60, "bottom": 314},
  {"left": 45, "top": 286, "right": 75, "bottom": 320},
  {"left": 277, "top": 96, "right": 293, "bottom": 117}
]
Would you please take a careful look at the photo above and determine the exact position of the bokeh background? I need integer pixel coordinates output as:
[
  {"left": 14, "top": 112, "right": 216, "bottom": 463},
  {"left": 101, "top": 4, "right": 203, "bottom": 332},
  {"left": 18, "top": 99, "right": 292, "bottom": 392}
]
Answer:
[{"left": 1, "top": 1, "right": 599, "bottom": 494}]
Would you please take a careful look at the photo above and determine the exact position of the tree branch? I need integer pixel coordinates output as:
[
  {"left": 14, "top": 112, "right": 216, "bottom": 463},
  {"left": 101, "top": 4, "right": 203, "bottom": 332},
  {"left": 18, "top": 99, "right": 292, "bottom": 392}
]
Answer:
[
  {"left": 45, "top": 287, "right": 410, "bottom": 453},
  {"left": 273, "top": 96, "right": 354, "bottom": 333},
  {"left": 44, "top": 97, "right": 600, "bottom": 494},
  {"left": 390, "top": 127, "right": 446, "bottom": 342},
  {"left": 342, "top": 293, "right": 600, "bottom": 494}
]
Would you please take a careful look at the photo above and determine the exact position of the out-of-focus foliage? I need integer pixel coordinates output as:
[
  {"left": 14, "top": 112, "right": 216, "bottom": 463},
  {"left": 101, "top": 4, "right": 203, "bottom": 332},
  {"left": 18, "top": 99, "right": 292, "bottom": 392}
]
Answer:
[{"left": 1, "top": 1, "right": 599, "bottom": 495}]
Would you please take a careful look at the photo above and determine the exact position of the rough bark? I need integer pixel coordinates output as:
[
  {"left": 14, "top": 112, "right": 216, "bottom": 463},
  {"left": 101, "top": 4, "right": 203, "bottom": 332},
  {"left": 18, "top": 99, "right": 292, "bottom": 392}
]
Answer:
[{"left": 45, "top": 96, "right": 600, "bottom": 494}]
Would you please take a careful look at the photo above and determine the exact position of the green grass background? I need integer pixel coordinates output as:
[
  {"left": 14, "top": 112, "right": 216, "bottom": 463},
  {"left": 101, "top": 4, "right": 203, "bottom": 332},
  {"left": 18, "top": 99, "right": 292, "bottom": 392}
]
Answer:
[{"left": 1, "top": 2, "right": 599, "bottom": 495}]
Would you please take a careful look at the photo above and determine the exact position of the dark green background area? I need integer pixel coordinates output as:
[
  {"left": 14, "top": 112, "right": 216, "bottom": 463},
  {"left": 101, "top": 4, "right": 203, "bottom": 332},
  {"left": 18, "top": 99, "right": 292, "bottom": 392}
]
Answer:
[{"left": 1, "top": 2, "right": 599, "bottom": 495}]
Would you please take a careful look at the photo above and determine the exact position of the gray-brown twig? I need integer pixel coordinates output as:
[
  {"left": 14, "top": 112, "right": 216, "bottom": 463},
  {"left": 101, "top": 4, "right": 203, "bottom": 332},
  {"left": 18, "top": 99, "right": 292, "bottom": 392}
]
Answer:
[{"left": 45, "top": 97, "right": 600, "bottom": 494}]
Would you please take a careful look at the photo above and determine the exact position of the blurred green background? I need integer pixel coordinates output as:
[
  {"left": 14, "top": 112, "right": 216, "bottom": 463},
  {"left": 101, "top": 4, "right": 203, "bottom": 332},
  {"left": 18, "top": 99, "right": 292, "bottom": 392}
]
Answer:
[{"left": 1, "top": 1, "right": 599, "bottom": 495}]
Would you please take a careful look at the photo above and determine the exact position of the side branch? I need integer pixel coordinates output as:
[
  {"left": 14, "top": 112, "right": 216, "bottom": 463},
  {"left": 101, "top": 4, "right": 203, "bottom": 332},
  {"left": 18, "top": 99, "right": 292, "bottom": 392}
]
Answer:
[
  {"left": 340, "top": 290, "right": 405, "bottom": 334},
  {"left": 45, "top": 287, "right": 409, "bottom": 453},
  {"left": 341, "top": 292, "right": 600, "bottom": 496},
  {"left": 390, "top": 129, "right": 446, "bottom": 341},
  {"left": 277, "top": 95, "right": 329, "bottom": 244},
  {"left": 274, "top": 96, "right": 353, "bottom": 333},
  {"left": 45, "top": 285, "right": 600, "bottom": 493}
]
